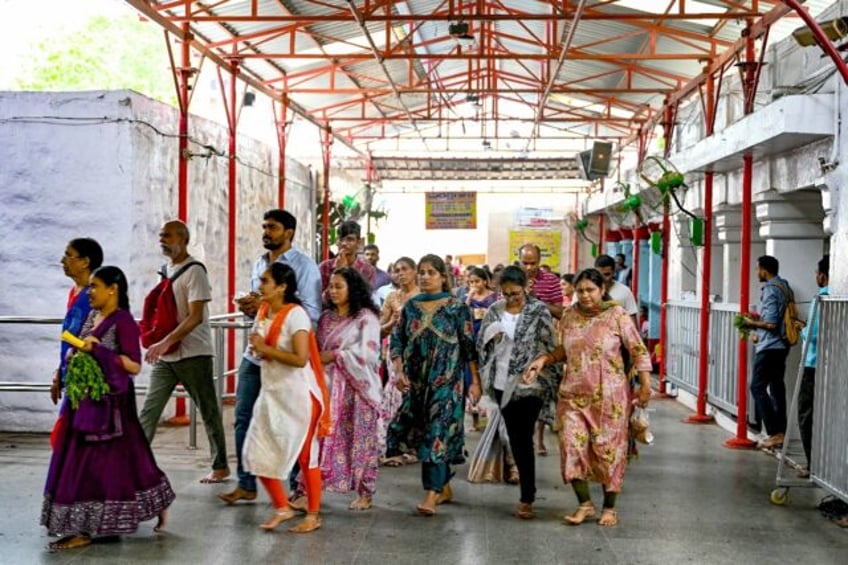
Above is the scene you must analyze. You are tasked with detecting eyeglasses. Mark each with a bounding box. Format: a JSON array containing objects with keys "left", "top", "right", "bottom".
[
  {"left": 62, "top": 253, "right": 81, "bottom": 261},
  {"left": 502, "top": 290, "right": 524, "bottom": 298}
]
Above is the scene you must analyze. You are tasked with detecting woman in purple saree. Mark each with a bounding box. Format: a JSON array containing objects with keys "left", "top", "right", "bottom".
[{"left": 42, "top": 266, "right": 175, "bottom": 551}]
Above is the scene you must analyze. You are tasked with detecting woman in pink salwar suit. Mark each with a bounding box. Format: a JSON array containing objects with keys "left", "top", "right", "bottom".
[{"left": 524, "top": 268, "right": 651, "bottom": 527}]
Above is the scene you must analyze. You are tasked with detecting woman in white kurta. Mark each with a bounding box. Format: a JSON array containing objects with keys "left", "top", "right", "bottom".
[{"left": 242, "top": 263, "right": 330, "bottom": 534}]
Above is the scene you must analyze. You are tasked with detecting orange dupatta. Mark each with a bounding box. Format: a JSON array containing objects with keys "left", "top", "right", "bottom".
[{"left": 257, "top": 302, "right": 332, "bottom": 438}]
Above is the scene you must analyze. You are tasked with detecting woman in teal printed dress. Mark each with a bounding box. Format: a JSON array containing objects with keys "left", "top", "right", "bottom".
[{"left": 387, "top": 254, "right": 482, "bottom": 516}]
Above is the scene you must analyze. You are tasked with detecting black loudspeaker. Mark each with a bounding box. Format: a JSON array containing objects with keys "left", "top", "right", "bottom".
[
  {"left": 589, "top": 141, "right": 612, "bottom": 176},
  {"left": 575, "top": 141, "right": 613, "bottom": 180}
]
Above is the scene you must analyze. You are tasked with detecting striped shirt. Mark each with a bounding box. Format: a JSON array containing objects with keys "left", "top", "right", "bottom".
[{"left": 530, "top": 269, "right": 563, "bottom": 306}]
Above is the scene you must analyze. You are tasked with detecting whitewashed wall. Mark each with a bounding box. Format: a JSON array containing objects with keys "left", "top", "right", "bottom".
[{"left": 0, "top": 90, "right": 315, "bottom": 431}]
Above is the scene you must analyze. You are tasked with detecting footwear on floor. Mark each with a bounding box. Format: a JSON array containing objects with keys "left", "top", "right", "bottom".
[
  {"left": 757, "top": 434, "right": 785, "bottom": 450},
  {"left": 218, "top": 487, "right": 257, "bottom": 505}
]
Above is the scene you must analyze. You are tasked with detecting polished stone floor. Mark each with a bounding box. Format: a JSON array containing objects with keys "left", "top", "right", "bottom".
[{"left": 2, "top": 398, "right": 847, "bottom": 564}]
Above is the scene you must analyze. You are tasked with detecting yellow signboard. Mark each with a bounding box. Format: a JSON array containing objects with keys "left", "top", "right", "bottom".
[
  {"left": 425, "top": 192, "right": 477, "bottom": 230},
  {"left": 509, "top": 230, "right": 561, "bottom": 272}
]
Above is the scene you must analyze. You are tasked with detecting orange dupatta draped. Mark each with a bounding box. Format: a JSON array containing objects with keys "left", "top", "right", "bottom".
[{"left": 258, "top": 302, "right": 332, "bottom": 438}]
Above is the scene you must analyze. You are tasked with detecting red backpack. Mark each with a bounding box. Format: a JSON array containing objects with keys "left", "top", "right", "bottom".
[{"left": 140, "top": 261, "right": 205, "bottom": 353}]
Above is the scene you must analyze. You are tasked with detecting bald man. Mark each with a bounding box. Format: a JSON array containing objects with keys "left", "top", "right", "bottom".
[{"left": 139, "top": 220, "right": 230, "bottom": 484}]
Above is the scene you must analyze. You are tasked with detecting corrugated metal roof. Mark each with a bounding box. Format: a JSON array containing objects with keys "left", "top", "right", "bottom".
[{"left": 129, "top": 0, "right": 842, "bottom": 168}]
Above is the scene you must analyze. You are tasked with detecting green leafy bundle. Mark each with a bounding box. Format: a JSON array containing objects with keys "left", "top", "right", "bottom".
[
  {"left": 733, "top": 312, "right": 760, "bottom": 340},
  {"left": 65, "top": 352, "right": 110, "bottom": 410}
]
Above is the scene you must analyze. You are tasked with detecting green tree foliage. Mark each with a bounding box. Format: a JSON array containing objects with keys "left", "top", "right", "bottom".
[{"left": 15, "top": 14, "right": 175, "bottom": 104}]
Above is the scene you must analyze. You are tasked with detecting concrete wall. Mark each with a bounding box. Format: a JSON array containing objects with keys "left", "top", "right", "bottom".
[{"left": 0, "top": 90, "right": 315, "bottom": 431}]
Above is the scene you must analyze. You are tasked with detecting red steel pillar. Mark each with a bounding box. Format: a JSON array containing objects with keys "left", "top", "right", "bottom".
[
  {"left": 632, "top": 225, "right": 650, "bottom": 301},
  {"left": 726, "top": 23, "right": 765, "bottom": 449},
  {"left": 688, "top": 68, "right": 719, "bottom": 425},
  {"left": 572, "top": 193, "right": 580, "bottom": 272},
  {"left": 597, "top": 214, "right": 606, "bottom": 256},
  {"left": 274, "top": 93, "right": 289, "bottom": 208},
  {"left": 321, "top": 125, "right": 332, "bottom": 261},
  {"left": 657, "top": 100, "right": 676, "bottom": 397},
  {"left": 165, "top": 24, "right": 197, "bottom": 424},
  {"left": 224, "top": 60, "right": 239, "bottom": 396}
]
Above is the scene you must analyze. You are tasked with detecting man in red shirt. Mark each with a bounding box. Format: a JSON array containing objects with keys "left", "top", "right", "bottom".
[{"left": 519, "top": 244, "right": 563, "bottom": 320}]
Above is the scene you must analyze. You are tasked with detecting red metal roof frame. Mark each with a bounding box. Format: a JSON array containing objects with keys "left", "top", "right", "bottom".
[{"left": 124, "top": 1, "right": 809, "bottom": 160}]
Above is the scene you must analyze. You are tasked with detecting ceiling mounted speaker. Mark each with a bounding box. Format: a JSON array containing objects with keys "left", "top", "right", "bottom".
[{"left": 589, "top": 141, "right": 613, "bottom": 176}]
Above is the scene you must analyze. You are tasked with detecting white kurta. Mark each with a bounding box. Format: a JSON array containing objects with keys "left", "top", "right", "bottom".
[{"left": 243, "top": 306, "right": 324, "bottom": 480}]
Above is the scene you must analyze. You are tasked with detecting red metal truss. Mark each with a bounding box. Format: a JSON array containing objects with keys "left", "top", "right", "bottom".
[{"left": 125, "top": 0, "right": 809, "bottom": 157}]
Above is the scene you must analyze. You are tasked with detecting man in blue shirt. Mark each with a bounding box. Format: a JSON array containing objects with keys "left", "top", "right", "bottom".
[
  {"left": 218, "top": 209, "right": 321, "bottom": 504},
  {"left": 798, "top": 255, "right": 828, "bottom": 475},
  {"left": 741, "top": 255, "right": 793, "bottom": 450}
]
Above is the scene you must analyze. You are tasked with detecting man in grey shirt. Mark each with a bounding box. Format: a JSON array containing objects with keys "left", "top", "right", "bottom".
[{"left": 218, "top": 209, "right": 321, "bottom": 504}]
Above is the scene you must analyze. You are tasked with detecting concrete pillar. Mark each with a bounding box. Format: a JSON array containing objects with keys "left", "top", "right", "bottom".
[
  {"left": 755, "top": 190, "right": 826, "bottom": 310},
  {"left": 715, "top": 207, "right": 764, "bottom": 304}
]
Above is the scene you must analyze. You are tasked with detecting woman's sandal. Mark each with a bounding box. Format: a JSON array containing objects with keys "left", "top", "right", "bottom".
[
  {"left": 349, "top": 496, "right": 373, "bottom": 511},
  {"left": 47, "top": 535, "right": 92, "bottom": 551},
  {"left": 288, "top": 513, "right": 322, "bottom": 533},
  {"left": 506, "top": 465, "right": 520, "bottom": 485},
  {"left": 259, "top": 508, "right": 299, "bottom": 531},
  {"left": 288, "top": 496, "right": 308, "bottom": 512},
  {"left": 563, "top": 502, "right": 597, "bottom": 525},
  {"left": 513, "top": 502, "right": 535, "bottom": 520},
  {"left": 382, "top": 456, "right": 404, "bottom": 467},
  {"left": 153, "top": 510, "right": 167, "bottom": 532},
  {"left": 598, "top": 508, "right": 618, "bottom": 527}
]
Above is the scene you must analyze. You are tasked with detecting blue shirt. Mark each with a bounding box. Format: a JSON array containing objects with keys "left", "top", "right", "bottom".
[
  {"left": 243, "top": 246, "right": 322, "bottom": 366},
  {"left": 802, "top": 286, "right": 828, "bottom": 368},
  {"left": 755, "top": 276, "right": 790, "bottom": 353}
]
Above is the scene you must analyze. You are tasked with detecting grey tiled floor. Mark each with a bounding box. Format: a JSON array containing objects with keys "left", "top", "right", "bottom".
[{"left": 2, "top": 399, "right": 847, "bottom": 564}]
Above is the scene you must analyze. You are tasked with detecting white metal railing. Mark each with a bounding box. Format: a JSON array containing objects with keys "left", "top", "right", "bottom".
[
  {"left": 0, "top": 313, "right": 252, "bottom": 450},
  {"left": 811, "top": 297, "right": 848, "bottom": 503},
  {"left": 665, "top": 301, "right": 700, "bottom": 394}
]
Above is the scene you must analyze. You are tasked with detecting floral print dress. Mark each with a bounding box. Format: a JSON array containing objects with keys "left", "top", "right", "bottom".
[
  {"left": 387, "top": 296, "right": 477, "bottom": 465},
  {"left": 557, "top": 304, "right": 651, "bottom": 492}
]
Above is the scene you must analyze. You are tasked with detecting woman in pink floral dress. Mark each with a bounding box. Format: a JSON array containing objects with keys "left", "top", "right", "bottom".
[
  {"left": 317, "top": 267, "right": 383, "bottom": 510},
  {"left": 523, "top": 268, "right": 651, "bottom": 527}
]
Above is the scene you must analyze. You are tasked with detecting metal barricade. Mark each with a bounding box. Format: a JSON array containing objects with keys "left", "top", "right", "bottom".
[
  {"left": 0, "top": 314, "right": 251, "bottom": 451},
  {"left": 707, "top": 302, "right": 744, "bottom": 414},
  {"left": 810, "top": 297, "right": 848, "bottom": 503},
  {"left": 665, "top": 301, "right": 700, "bottom": 394}
]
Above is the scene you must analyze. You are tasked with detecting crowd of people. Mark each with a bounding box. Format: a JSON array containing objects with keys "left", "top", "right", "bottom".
[{"left": 43, "top": 210, "right": 661, "bottom": 552}]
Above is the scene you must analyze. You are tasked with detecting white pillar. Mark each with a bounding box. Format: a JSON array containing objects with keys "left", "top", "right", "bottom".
[
  {"left": 715, "top": 206, "right": 764, "bottom": 304},
  {"left": 755, "top": 191, "right": 827, "bottom": 311}
]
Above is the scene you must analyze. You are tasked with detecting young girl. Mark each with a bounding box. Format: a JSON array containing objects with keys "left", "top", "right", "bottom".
[{"left": 242, "top": 263, "right": 330, "bottom": 533}]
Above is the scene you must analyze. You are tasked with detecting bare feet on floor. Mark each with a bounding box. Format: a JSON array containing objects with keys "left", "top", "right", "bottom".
[
  {"left": 435, "top": 483, "right": 453, "bottom": 505},
  {"left": 154, "top": 509, "right": 167, "bottom": 532},
  {"left": 416, "top": 490, "right": 439, "bottom": 516}
]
